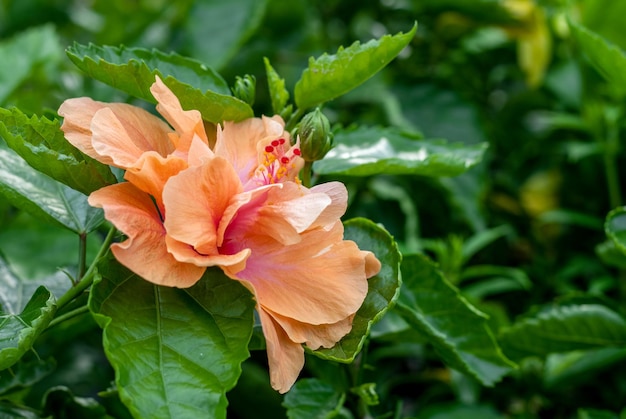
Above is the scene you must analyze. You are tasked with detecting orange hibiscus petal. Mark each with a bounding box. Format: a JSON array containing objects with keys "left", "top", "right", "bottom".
[
  {"left": 163, "top": 157, "right": 243, "bottom": 256},
  {"left": 257, "top": 308, "right": 305, "bottom": 394},
  {"left": 58, "top": 97, "right": 114, "bottom": 164},
  {"left": 309, "top": 181, "right": 349, "bottom": 229},
  {"left": 265, "top": 306, "right": 353, "bottom": 350},
  {"left": 90, "top": 106, "right": 174, "bottom": 169},
  {"left": 89, "top": 183, "right": 204, "bottom": 287},
  {"left": 124, "top": 152, "right": 188, "bottom": 213},
  {"left": 150, "top": 76, "right": 207, "bottom": 153},
  {"left": 224, "top": 222, "right": 369, "bottom": 325}
]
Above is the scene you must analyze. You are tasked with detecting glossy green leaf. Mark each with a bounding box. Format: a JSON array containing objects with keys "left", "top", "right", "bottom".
[
  {"left": 88, "top": 259, "right": 255, "bottom": 419},
  {"left": 0, "top": 358, "right": 56, "bottom": 395},
  {"left": 264, "top": 57, "right": 291, "bottom": 117},
  {"left": 0, "top": 107, "right": 116, "bottom": 195},
  {"left": 66, "top": 44, "right": 253, "bottom": 123},
  {"left": 312, "top": 218, "right": 401, "bottom": 362},
  {"left": 283, "top": 378, "right": 346, "bottom": 419},
  {"left": 605, "top": 206, "right": 626, "bottom": 256},
  {"left": 396, "top": 254, "right": 515, "bottom": 386},
  {"left": 0, "top": 141, "right": 104, "bottom": 234},
  {"left": 596, "top": 240, "right": 626, "bottom": 269},
  {"left": 313, "top": 126, "right": 488, "bottom": 177},
  {"left": 0, "top": 402, "right": 41, "bottom": 419},
  {"left": 42, "top": 386, "right": 108, "bottom": 419},
  {"left": 570, "top": 21, "right": 626, "bottom": 94},
  {"left": 185, "top": 0, "right": 269, "bottom": 70},
  {"left": 499, "top": 304, "right": 626, "bottom": 361},
  {"left": 294, "top": 24, "right": 416, "bottom": 109},
  {"left": 577, "top": 408, "right": 620, "bottom": 419},
  {"left": 0, "top": 272, "right": 56, "bottom": 370},
  {"left": 543, "top": 347, "right": 626, "bottom": 390},
  {"left": 0, "top": 24, "right": 62, "bottom": 104}
]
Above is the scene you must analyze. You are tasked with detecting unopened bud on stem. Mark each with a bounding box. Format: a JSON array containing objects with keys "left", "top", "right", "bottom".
[
  {"left": 293, "top": 108, "right": 333, "bottom": 162},
  {"left": 232, "top": 75, "right": 256, "bottom": 106}
]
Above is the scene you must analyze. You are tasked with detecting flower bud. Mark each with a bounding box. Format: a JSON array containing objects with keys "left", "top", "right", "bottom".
[
  {"left": 294, "top": 108, "right": 333, "bottom": 162},
  {"left": 232, "top": 75, "right": 256, "bottom": 106}
]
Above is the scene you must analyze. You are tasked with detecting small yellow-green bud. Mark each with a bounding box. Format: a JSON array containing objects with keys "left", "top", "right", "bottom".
[
  {"left": 232, "top": 75, "right": 256, "bottom": 106},
  {"left": 294, "top": 108, "right": 333, "bottom": 162}
]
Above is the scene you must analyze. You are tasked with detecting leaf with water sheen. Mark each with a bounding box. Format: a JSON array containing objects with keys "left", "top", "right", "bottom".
[
  {"left": 312, "top": 218, "right": 401, "bottom": 362},
  {"left": 396, "top": 254, "right": 516, "bottom": 386},
  {"left": 294, "top": 24, "right": 416, "bottom": 110},
  {"left": 499, "top": 304, "right": 626, "bottom": 361},
  {"left": 313, "top": 126, "right": 488, "bottom": 177},
  {"left": 0, "top": 141, "right": 104, "bottom": 234},
  {"left": 66, "top": 44, "right": 253, "bottom": 123},
  {"left": 569, "top": 21, "right": 626, "bottom": 94},
  {"left": 0, "top": 257, "right": 56, "bottom": 370},
  {"left": 0, "top": 107, "right": 116, "bottom": 195},
  {"left": 88, "top": 259, "right": 255, "bottom": 419},
  {"left": 283, "top": 378, "right": 346, "bottom": 419}
]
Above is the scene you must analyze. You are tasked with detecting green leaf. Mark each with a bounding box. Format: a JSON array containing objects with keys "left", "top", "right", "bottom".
[
  {"left": 42, "top": 386, "right": 108, "bottom": 419},
  {"left": 294, "top": 24, "right": 417, "bottom": 109},
  {"left": 0, "top": 283, "right": 56, "bottom": 370},
  {"left": 499, "top": 304, "right": 626, "bottom": 361},
  {"left": 283, "top": 378, "right": 346, "bottom": 419},
  {"left": 596, "top": 240, "right": 626, "bottom": 269},
  {"left": 569, "top": 21, "right": 626, "bottom": 94},
  {"left": 0, "top": 358, "right": 56, "bottom": 395},
  {"left": 88, "top": 259, "right": 255, "bottom": 419},
  {"left": 544, "top": 347, "right": 626, "bottom": 390},
  {"left": 66, "top": 44, "right": 253, "bottom": 123},
  {"left": 396, "top": 254, "right": 515, "bottom": 386},
  {"left": 264, "top": 57, "right": 291, "bottom": 117},
  {"left": 0, "top": 402, "right": 41, "bottom": 419},
  {"left": 311, "top": 218, "right": 401, "bottom": 362},
  {"left": 185, "top": 0, "right": 269, "bottom": 70},
  {"left": 0, "top": 24, "right": 62, "bottom": 104},
  {"left": 313, "top": 126, "right": 488, "bottom": 177},
  {"left": 605, "top": 206, "right": 626, "bottom": 256},
  {"left": 0, "top": 107, "right": 116, "bottom": 195},
  {"left": 0, "top": 141, "right": 104, "bottom": 234}
]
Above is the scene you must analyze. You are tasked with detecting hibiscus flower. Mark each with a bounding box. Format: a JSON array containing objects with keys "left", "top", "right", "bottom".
[{"left": 59, "top": 76, "right": 381, "bottom": 393}]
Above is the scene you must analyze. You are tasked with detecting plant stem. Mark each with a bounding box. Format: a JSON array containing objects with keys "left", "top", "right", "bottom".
[
  {"left": 47, "top": 305, "right": 90, "bottom": 329},
  {"left": 301, "top": 161, "right": 313, "bottom": 188},
  {"left": 56, "top": 226, "right": 116, "bottom": 311},
  {"left": 285, "top": 107, "right": 305, "bottom": 133},
  {"left": 77, "top": 232, "right": 87, "bottom": 281},
  {"left": 604, "top": 118, "right": 622, "bottom": 209}
]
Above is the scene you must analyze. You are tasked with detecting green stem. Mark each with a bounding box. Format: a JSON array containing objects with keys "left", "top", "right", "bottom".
[
  {"left": 604, "top": 119, "right": 622, "bottom": 209},
  {"left": 285, "top": 107, "right": 306, "bottom": 133},
  {"left": 301, "top": 161, "right": 313, "bottom": 188},
  {"left": 47, "top": 305, "right": 90, "bottom": 329},
  {"left": 77, "top": 232, "right": 87, "bottom": 281},
  {"left": 56, "top": 226, "right": 116, "bottom": 311}
]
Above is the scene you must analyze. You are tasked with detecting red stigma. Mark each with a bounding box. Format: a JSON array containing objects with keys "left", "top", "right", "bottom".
[
  {"left": 271, "top": 140, "right": 280, "bottom": 147},
  {"left": 280, "top": 156, "right": 290, "bottom": 164},
  {"left": 293, "top": 148, "right": 301, "bottom": 156},
  {"left": 265, "top": 145, "right": 274, "bottom": 153},
  {"left": 278, "top": 138, "right": 286, "bottom": 145}
]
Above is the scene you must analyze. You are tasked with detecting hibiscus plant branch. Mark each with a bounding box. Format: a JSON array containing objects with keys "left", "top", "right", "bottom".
[
  {"left": 285, "top": 107, "right": 306, "bottom": 133},
  {"left": 77, "top": 232, "right": 87, "bottom": 282},
  {"left": 56, "top": 225, "right": 117, "bottom": 311},
  {"left": 301, "top": 161, "right": 313, "bottom": 188},
  {"left": 47, "top": 305, "right": 90, "bottom": 329}
]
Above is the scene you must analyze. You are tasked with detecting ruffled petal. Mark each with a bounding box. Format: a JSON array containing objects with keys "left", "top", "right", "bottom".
[
  {"left": 89, "top": 183, "right": 204, "bottom": 287},
  {"left": 150, "top": 76, "right": 207, "bottom": 153},
  {"left": 309, "top": 182, "right": 349, "bottom": 229},
  {"left": 90, "top": 106, "right": 174, "bottom": 169},
  {"left": 224, "top": 222, "right": 370, "bottom": 325},
  {"left": 58, "top": 97, "right": 114, "bottom": 164},
  {"left": 214, "top": 119, "right": 269, "bottom": 184},
  {"left": 123, "top": 152, "right": 188, "bottom": 213},
  {"left": 257, "top": 307, "right": 305, "bottom": 394},
  {"left": 162, "top": 157, "right": 243, "bottom": 256},
  {"left": 265, "top": 306, "right": 353, "bottom": 350}
]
